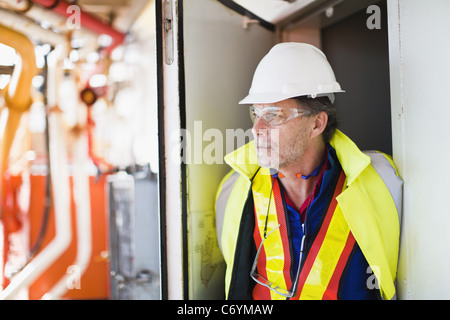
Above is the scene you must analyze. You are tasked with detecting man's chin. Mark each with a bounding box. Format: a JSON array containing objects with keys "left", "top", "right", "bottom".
[{"left": 257, "top": 156, "right": 279, "bottom": 170}]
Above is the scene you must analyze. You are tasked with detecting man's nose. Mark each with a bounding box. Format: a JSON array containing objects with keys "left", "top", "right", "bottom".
[{"left": 252, "top": 116, "right": 269, "bottom": 135}]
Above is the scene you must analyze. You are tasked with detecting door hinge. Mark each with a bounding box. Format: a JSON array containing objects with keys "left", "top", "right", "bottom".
[{"left": 163, "top": 0, "right": 174, "bottom": 65}]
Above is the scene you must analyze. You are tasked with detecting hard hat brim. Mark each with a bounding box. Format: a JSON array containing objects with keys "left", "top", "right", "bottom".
[
  {"left": 239, "top": 92, "right": 296, "bottom": 105},
  {"left": 239, "top": 90, "right": 345, "bottom": 105}
]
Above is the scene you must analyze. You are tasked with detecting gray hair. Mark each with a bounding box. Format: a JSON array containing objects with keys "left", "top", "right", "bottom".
[{"left": 294, "top": 96, "right": 339, "bottom": 143}]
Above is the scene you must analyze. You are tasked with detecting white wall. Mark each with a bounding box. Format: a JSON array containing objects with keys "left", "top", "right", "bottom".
[
  {"left": 388, "top": 0, "right": 450, "bottom": 299},
  {"left": 183, "top": 0, "right": 275, "bottom": 299}
]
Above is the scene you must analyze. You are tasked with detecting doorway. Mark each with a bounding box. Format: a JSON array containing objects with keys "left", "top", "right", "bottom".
[{"left": 321, "top": 0, "right": 392, "bottom": 154}]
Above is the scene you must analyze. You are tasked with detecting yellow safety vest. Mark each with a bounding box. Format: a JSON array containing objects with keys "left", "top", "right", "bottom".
[{"left": 216, "top": 130, "right": 401, "bottom": 300}]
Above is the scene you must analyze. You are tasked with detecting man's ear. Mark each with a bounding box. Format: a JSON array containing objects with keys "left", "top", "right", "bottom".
[{"left": 311, "top": 111, "right": 328, "bottom": 139}]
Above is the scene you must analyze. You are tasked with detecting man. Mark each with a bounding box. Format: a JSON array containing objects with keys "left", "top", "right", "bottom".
[{"left": 215, "top": 43, "right": 402, "bottom": 300}]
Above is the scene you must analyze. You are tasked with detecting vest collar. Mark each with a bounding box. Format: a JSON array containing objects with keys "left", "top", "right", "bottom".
[
  {"left": 329, "top": 130, "right": 371, "bottom": 186},
  {"left": 224, "top": 140, "right": 260, "bottom": 180},
  {"left": 224, "top": 130, "right": 371, "bottom": 186}
]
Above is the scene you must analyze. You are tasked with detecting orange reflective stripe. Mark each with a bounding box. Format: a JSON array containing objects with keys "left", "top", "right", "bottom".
[
  {"left": 252, "top": 207, "right": 271, "bottom": 300},
  {"left": 272, "top": 178, "right": 293, "bottom": 291},
  {"left": 322, "top": 232, "right": 356, "bottom": 300}
]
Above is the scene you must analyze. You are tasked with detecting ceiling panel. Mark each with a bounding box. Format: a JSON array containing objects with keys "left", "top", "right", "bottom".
[
  {"left": 77, "top": 0, "right": 150, "bottom": 32},
  {"left": 218, "top": 0, "right": 383, "bottom": 31},
  {"left": 233, "top": 0, "right": 317, "bottom": 24}
]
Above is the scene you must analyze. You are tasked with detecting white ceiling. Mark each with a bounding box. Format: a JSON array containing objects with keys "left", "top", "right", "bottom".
[
  {"left": 233, "top": 0, "right": 317, "bottom": 24},
  {"left": 76, "top": 0, "right": 150, "bottom": 32}
]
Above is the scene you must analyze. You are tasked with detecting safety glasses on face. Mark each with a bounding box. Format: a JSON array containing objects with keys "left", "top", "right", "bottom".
[{"left": 249, "top": 105, "right": 310, "bottom": 127}]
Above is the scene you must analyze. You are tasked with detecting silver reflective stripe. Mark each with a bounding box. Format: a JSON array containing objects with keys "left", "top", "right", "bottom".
[
  {"left": 215, "top": 171, "right": 240, "bottom": 252},
  {"left": 365, "top": 151, "right": 403, "bottom": 301},
  {"left": 364, "top": 151, "right": 403, "bottom": 226}
]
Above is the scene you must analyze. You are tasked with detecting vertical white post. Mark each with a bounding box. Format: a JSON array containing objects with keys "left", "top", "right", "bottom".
[
  {"left": 388, "top": 0, "right": 450, "bottom": 299},
  {"left": 162, "top": 0, "right": 185, "bottom": 300}
]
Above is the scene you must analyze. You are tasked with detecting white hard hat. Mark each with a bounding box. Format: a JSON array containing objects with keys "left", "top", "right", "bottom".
[{"left": 239, "top": 42, "right": 344, "bottom": 104}]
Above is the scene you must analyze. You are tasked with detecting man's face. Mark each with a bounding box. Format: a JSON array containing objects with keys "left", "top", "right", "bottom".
[{"left": 251, "top": 99, "right": 314, "bottom": 170}]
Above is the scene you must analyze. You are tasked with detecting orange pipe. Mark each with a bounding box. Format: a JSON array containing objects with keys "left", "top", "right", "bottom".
[
  {"left": 0, "top": 24, "right": 37, "bottom": 113},
  {"left": 0, "top": 24, "right": 38, "bottom": 206},
  {"left": 0, "top": 23, "right": 38, "bottom": 292}
]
